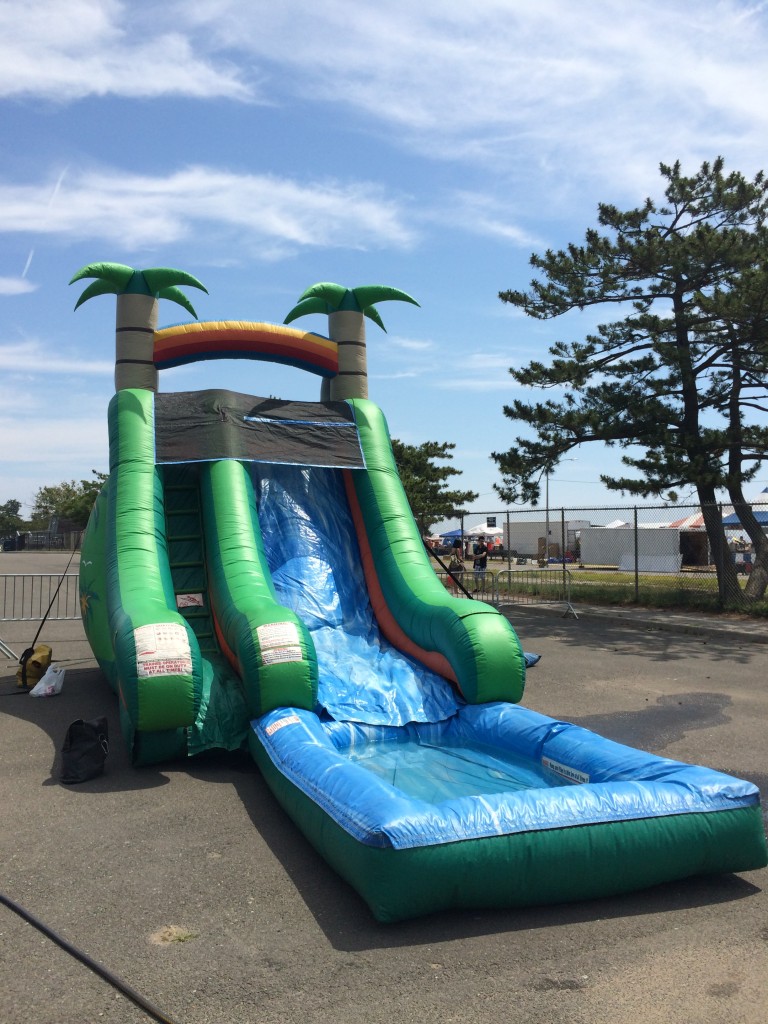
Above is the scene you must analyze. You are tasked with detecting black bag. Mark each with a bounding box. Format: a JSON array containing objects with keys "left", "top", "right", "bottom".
[{"left": 60, "top": 717, "right": 109, "bottom": 784}]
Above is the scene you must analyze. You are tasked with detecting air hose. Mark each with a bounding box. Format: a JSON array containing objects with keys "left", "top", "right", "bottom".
[
  {"left": 424, "top": 540, "right": 475, "bottom": 599},
  {"left": 0, "top": 891, "right": 181, "bottom": 1024}
]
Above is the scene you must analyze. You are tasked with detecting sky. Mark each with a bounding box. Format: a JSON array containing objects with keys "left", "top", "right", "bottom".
[{"left": 2, "top": 0, "right": 768, "bottom": 523}]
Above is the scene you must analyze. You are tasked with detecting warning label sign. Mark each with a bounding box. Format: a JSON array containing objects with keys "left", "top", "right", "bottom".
[
  {"left": 257, "top": 621, "right": 303, "bottom": 666},
  {"left": 261, "top": 645, "right": 303, "bottom": 665},
  {"left": 541, "top": 756, "right": 589, "bottom": 785},
  {"left": 134, "top": 622, "right": 193, "bottom": 679},
  {"left": 257, "top": 621, "right": 300, "bottom": 649}
]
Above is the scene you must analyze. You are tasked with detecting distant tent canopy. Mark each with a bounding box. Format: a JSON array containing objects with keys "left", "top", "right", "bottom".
[
  {"left": 439, "top": 524, "right": 503, "bottom": 538},
  {"left": 722, "top": 510, "right": 768, "bottom": 527},
  {"left": 667, "top": 495, "right": 768, "bottom": 530},
  {"left": 466, "top": 522, "right": 503, "bottom": 536},
  {"left": 668, "top": 508, "right": 735, "bottom": 529}
]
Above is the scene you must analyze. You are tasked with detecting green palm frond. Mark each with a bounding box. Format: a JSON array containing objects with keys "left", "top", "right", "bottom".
[
  {"left": 143, "top": 268, "right": 207, "bottom": 297},
  {"left": 352, "top": 285, "right": 419, "bottom": 310},
  {"left": 70, "top": 262, "right": 207, "bottom": 317},
  {"left": 285, "top": 281, "right": 419, "bottom": 331},
  {"left": 284, "top": 296, "right": 332, "bottom": 324},
  {"left": 363, "top": 305, "right": 386, "bottom": 331},
  {"left": 298, "top": 282, "right": 348, "bottom": 308},
  {"left": 70, "top": 262, "right": 135, "bottom": 289},
  {"left": 157, "top": 286, "right": 199, "bottom": 318},
  {"left": 72, "top": 278, "right": 126, "bottom": 311}
]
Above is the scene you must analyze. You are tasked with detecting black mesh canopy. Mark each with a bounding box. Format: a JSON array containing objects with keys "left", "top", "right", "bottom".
[{"left": 154, "top": 389, "right": 365, "bottom": 469}]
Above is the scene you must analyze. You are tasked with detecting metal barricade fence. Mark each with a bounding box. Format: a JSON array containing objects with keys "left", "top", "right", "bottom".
[
  {"left": 496, "top": 568, "right": 577, "bottom": 618},
  {"left": 435, "top": 570, "right": 497, "bottom": 604},
  {"left": 0, "top": 574, "right": 81, "bottom": 622}
]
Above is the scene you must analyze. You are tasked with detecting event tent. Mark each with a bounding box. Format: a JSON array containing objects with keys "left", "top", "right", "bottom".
[
  {"left": 722, "top": 509, "right": 768, "bottom": 526},
  {"left": 722, "top": 488, "right": 768, "bottom": 527},
  {"left": 467, "top": 522, "right": 503, "bottom": 536}
]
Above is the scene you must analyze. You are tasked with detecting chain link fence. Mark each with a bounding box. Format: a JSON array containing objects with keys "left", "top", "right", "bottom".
[
  {"left": 2, "top": 530, "right": 83, "bottom": 552},
  {"left": 425, "top": 501, "right": 768, "bottom": 613}
]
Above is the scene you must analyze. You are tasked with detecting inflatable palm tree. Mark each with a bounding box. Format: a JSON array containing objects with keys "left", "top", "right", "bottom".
[
  {"left": 70, "top": 262, "right": 207, "bottom": 391},
  {"left": 285, "top": 282, "right": 419, "bottom": 401}
]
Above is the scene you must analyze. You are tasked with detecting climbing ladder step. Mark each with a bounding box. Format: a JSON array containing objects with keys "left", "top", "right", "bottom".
[{"left": 161, "top": 463, "right": 220, "bottom": 657}]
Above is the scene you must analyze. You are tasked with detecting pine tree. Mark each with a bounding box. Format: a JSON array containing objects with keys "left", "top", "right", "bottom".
[
  {"left": 392, "top": 439, "right": 477, "bottom": 536},
  {"left": 494, "top": 158, "right": 768, "bottom": 604}
]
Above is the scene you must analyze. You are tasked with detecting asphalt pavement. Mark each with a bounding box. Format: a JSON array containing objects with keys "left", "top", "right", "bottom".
[{"left": 1, "top": 553, "right": 767, "bottom": 1023}]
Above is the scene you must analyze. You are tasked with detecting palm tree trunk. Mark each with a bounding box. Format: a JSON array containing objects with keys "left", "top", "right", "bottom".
[
  {"left": 115, "top": 293, "right": 159, "bottom": 391},
  {"left": 328, "top": 310, "right": 367, "bottom": 401}
]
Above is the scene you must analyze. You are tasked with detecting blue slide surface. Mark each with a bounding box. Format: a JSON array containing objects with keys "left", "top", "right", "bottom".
[{"left": 254, "top": 462, "right": 461, "bottom": 726}]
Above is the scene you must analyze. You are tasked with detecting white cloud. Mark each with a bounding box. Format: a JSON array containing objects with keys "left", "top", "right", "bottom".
[
  {"left": 438, "top": 376, "right": 520, "bottom": 393},
  {"left": 0, "top": 0, "right": 254, "bottom": 101},
  {"left": 0, "top": 277, "right": 37, "bottom": 296},
  {"left": 374, "top": 370, "right": 420, "bottom": 380},
  {"left": 186, "top": 0, "right": 768, "bottom": 191},
  {"left": 0, "top": 354, "right": 110, "bottom": 504},
  {"left": 0, "top": 415, "right": 105, "bottom": 457},
  {"left": 0, "top": 383, "right": 45, "bottom": 414},
  {"left": 0, "top": 340, "right": 113, "bottom": 376},
  {"left": 389, "top": 336, "right": 436, "bottom": 352},
  {"left": 0, "top": 414, "right": 108, "bottom": 507},
  {"left": 417, "top": 191, "right": 542, "bottom": 247},
  {"left": 462, "top": 352, "right": 516, "bottom": 371},
  {"left": 3, "top": 1, "right": 766, "bottom": 236},
  {"left": 0, "top": 382, "right": 111, "bottom": 507},
  {"left": 0, "top": 165, "right": 417, "bottom": 254},
  {"left": 433, "top": 350, "right": 523, "bottom": 391}
]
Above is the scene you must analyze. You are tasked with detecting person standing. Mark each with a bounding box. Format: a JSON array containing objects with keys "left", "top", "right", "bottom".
[{"left": 472, "top": 535, "right": 489, "bottom": 591}]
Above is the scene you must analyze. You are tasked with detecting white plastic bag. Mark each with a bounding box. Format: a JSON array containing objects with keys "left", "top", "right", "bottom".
[{"left": 29, "top": 663, "right": 66, "bottom": 697}]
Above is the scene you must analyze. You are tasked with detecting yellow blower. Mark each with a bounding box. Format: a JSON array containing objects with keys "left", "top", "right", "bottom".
[{"left": 16, "top": 644, "right": 52, "bottom": 688}]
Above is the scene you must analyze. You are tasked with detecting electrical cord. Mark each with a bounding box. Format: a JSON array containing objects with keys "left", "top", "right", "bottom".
[{"left": 0, "top": 891, "right": 182, "bottom": 1024}]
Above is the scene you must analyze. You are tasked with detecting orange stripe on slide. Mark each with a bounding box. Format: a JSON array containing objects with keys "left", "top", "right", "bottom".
[
  {"left": 342, "top": 470, "right": 460, "bottom": 689},
  {"left": 210, "top": 603, "right": 241, "bottom": 680}
]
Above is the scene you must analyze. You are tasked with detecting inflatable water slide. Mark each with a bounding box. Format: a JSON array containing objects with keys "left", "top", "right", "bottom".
[{"left": 74, "top": 265, "right": 767, "bottom": 922}]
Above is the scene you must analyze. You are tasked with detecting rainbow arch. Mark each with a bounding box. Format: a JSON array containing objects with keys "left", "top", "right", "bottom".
[{"left": 154, "top": 320, "right": 338, "bottom": 378}]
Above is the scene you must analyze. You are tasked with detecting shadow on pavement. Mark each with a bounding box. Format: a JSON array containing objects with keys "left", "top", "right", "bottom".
[
  {"left": 218, "top": 743, "right": 764, "bottom": 952},
  {"left": 2, "top": 648, "right": 762, "bottom": 955},
  {"left": 504, "top": 609, "right": 759, "bottom": 665},
  {"left": 0, "top": 665, "right": 170, "bottom": 792},
  {"left": 570, "top": 691, "right": 732, "bottom": 752},
  {"left": 226, "top": 760, "right": 762, "bottom": 951}
]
